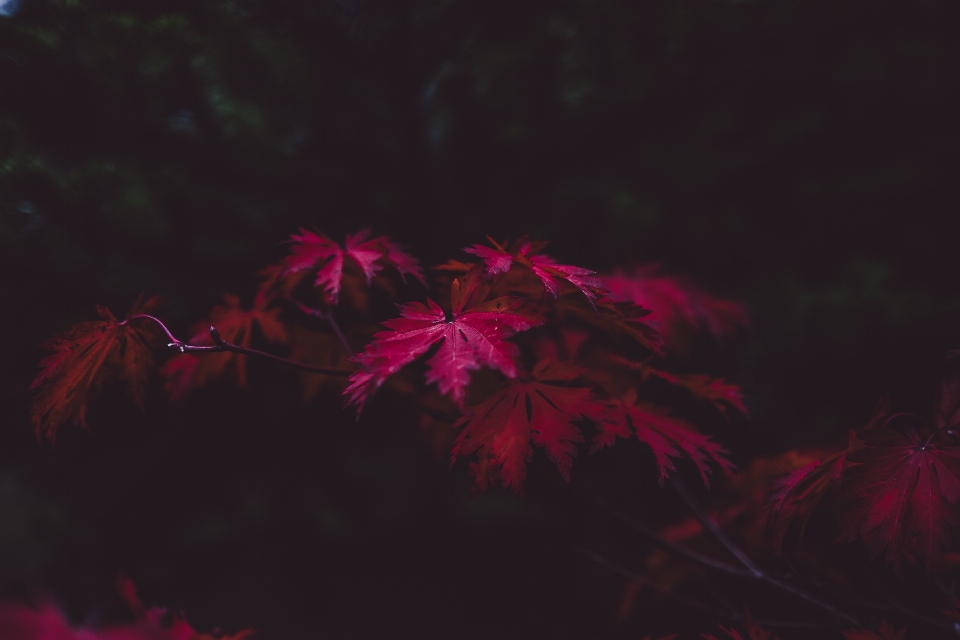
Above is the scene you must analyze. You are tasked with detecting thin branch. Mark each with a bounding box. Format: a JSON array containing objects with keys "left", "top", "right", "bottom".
[
  {"left": 874, "top": 583, "right": 960, "bottom": 636},
  {"left": 203, "top": 326, "right": 353, "bottom": 377},
  {"left": 581, "top": 548, "right": 832, "bottom": 631},
  {"left": 760, "top": 575, "right": 860, "bottom": 627},
  {"left": 564, "top": 479, "right": 862, "bottom": 627},
  {"left": 669, "top": 476, "right": 764, "bottom": 577},
  {"left": 564, "top": 482, "right": 755, "bottom": 579},
  {"left": 577, "top": 547, "right": 732, "bottom": 620},
  {"left": 128, "top": 314, "right": 354, "bottom": 377},
  {"left": 667, "top": 475, "right": 861, "bottom": 627},
  {"left": 123, "top": 314, "right": 179, "bottom": 343}
]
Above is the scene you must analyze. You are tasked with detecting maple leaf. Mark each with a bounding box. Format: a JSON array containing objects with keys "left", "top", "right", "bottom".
[
  {"left": 281, "top": 228, "right": 425, "bottom": 305},
  {"left": 0, "top": 578, "right": 255, "bottom": 640},
  {"left": 30, "top": 295, "right": 163, "bottom": 443},
  {"left": 588, "top": 390, "right": 734, "bottom": 487},
  {"left": 450, "top": 359, "right": 604, "bottom": 493},
  {"left": 287, "top": 326, "right": 358, "bottom": 401},
  {"left": 612, "top": 357, "right": 748, "bottom": 417},
  {"left": 344, "top": 269, "right": 542, "bottom": 411},
  {"left": 553, "top": 291, "right": 663, "bottom": 354},
  {"left": 600, "top": 266, "right": 747, "bottom": 350},
  {"left": 162, "top": 293, "right": 288, "bottom": 399},
  {"left": 935, "top": 370, "right": 960, "bottom": 430},
  {"left": 839, "top": 424, "right": 960, "bottom": 572},
  {"left": 464, "top": 236, "right": 604, "bottom": 303},
  {"left": 702, "top": 613, "right": 778, "bottom": 640},
  {"left": 767, "top": 430, "right": 861, "bottom": 551},
  {"left": 842, "top": 620, "right": 906, "bottom": 640}
]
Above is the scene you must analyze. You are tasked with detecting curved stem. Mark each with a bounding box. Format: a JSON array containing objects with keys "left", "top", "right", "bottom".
[
  {"left": 125, "top": 314, "right": 354, "bottom": 377},
  {"left": 122, "top": 314, "right": 180, "bottom": 343}
]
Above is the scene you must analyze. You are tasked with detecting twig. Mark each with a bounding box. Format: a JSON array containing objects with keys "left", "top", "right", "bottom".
[
  {"left": 669, "top": 476, "right": 764, "bottom": 577},
  {"left": 563, "top": 482, "right": 755, "bottom": 579},
  {"left": 874, "top": 583, "right": 960, "bottom": 636},
  {"left": 581, "top": 548, "right": 831, "bottom": 630},
  {"left": 124, "top": 314, "right": 179, "bottom": 343},
  {"left": 667, "top": 475, "right": 861, "bottom": 627},
  {"left": 564, "top": 479, "right": 862, "bottom": 627},
  {"left": 126, "top": 314, "right": 354, "bottom": 377},
  {"left": 578, "top": 547, "right": 732, "bottom": 619}
]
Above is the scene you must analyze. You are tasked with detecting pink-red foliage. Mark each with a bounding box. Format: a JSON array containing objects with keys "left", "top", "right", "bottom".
[
  {"left": 600, "top": 266, "right": 747, "bottom": 349},
  {"left": 842, "top": 620, "right": 907, "bottom": 640},
  {"left": 840, "top": 425, "right": 960, "bottom": 572},
  {"left": 281, "top": 228, "right": 424, "bottom": 305},
  {"left": 464, "top": 236, "right": 603, "bottom": 303},
  {"left": 0, "top": 578, "right": 254, "bottom": 640},
  {"left": 162, "top": 293, "right": 288, "bottom": 399},
  {"left": 30, "top": 295, "right": 163, "bottom": 442},
  {"left": 345, "top": 269, "right": 542, "bottom": 410},
  {"left": 589, "top": 389, "right": 735, "bottom": 487},
  {"left": 450, "top": 359, "right": 603, "bottom": 493}
]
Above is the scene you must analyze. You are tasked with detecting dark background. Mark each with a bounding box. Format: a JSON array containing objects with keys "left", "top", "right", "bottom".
[{"left": 1, "top": 1, "right": 959, "bottom": 638}]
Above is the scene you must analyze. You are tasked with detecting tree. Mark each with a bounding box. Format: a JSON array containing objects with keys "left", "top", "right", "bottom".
[{"left": 26, "top": 228, "right": 960, "bottom": 638}]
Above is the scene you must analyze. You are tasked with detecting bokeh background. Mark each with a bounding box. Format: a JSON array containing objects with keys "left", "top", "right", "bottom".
[{"left": 1, "top": 1, "right": 959, "bottom": 638}]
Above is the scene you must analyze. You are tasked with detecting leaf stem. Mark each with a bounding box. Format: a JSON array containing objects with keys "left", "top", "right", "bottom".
[
  {"left": 287, "top": 300, "right": 355, "bottom": 358},
  {"left": 123, "top": 314, "right": 179, "bottom": 343},
  {"left": 324, "top": 309, "right": 355, "bottom": 358}
]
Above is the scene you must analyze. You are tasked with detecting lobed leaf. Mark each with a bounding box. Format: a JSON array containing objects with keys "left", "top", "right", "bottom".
[
  {"left": 589, "top": 389, "right": 734, "bottom": 487},
  {"left": 839, "top": 425, "right": 960, "bottom": 572},
  {"left": 842, "top": 620, "right": 906, "bottom": 640},
  {"left": 345, "top": 269, "right": 541, "bottom": 411},
  {"left": 30, "top": 295, "right": 163, "bottom": 442},
  {"left": 451, "top": 359, "right": 603, "bottom": 493},
  {"left": 282, "top": 228, "right": 425, "bottom": 306}
]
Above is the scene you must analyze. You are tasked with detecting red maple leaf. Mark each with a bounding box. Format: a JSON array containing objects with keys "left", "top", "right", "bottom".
[
  {"left": 0, "top": 578, "right": 255, "bottom": 639},
  {"left": 612, "top": 357, "right": 748, "bottom": 417},
  {"left": 935, "top": 370, "right": 960, "bottom": 430},
  {"left": 702, "top": 612, "right": 778, "bottom": 640},
  {"left": 767, "top": 430, "right": 861, "bottom": 551},
  {"left": 345, "top": 270, "right": 542, "bottom": 411},
  {"left": 30, "top": 295, "right": 163, "bottom": 443},
  {"left": 281, "top": 228, "right": 425, "bottom": 305},
  {"left": 840, "top": 424, "right": 960, "bottom": 571},
  {"left": 451, "top": 359, "right": 604, "bottom": 493},
  {"left": 464, "top": 237, "right": 604, "bottom": 303},
  {"left": 162, "top": 293, "right": 288, "bottom": 399},
  {"left": 589, "top": 390, "right": 734, "bottom": 487},
  {"left": 600, "top": 266, "right": 747, "bottom": 348},
  {"left": 647, "top": 370, "right": 748, "bottom": 417},
  {"left": 842, "top": 620, "right": 906, "bottom": 640}
]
